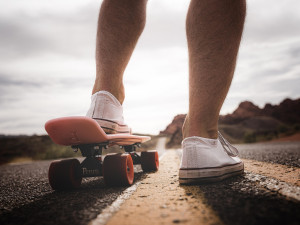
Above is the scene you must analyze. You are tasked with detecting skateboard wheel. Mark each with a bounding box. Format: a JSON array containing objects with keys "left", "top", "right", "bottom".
[
  {"left": 48, "top": 158, "right": 82, "bottom": 190},
  {"left": 141, "top": 150, "right": 159, "bottom": 172},
  {"left": 103, "top": 154, "right": 134, "bottom": 186}
]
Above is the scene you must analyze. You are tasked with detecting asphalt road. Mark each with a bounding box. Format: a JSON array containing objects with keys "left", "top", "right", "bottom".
[
  {"left": 0, "top": 140, "right": 299, "bottom": 225},
  {"left": 236, "top": 141, "right": 300, "bottom": 167}
]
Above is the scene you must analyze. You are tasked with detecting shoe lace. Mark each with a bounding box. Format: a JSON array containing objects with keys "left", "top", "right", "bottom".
[{"left": 218, "top": 131, "right": 239, "bottom": 157}]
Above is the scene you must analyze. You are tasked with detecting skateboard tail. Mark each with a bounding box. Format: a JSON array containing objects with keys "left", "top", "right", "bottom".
[{"left": 45, "top": 116, "right": 108, "bottom": 146}]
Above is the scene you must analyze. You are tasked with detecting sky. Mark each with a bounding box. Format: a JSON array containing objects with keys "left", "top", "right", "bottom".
[{"left": 0, "top": 0, "right": 299, "bottom": 135}]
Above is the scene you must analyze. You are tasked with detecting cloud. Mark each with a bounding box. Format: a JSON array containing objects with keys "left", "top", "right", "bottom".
[
  {"left": 0, "top": 0, "right": 300, "bottom": 134},
  {"left": 226, "top": 38, "right": 300, "bottom": 111},
  {"left": 0, "top": 75, "right": 43, "bottom": 88},
  {"left": 244, "top": 0, "right": 300, "bottom": 43},
  {"left": 0, "top": 3, "right": 98, "bottom": 61}
]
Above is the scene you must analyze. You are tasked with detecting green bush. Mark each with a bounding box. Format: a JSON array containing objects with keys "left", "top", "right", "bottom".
[
  {"left": 293, "top": 124, "right": 300, "bottom": 132},
  {"left": 243, "top": 132, "right": 256, "bottom": 143},
  {"left": 278, "top": 125, "right": 289, "bottom": 133}
]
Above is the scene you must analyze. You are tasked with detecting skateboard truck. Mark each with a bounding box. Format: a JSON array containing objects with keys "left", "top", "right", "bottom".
[
  {"left": 70, "top": 142, "right": 143, "bottom": 178},
  {"left": 121, "top": 143, "right": 142, "bottom": 164},
  {"left": 123, "top": 143, "right": 141, "bottom": 152},
  {"left": 71, "top": 143, "right": 108, "bottom": 178},
  {"left": 71, "top": 142, "right": 141, "bottom": 155},
  {"left": 71, "top": 142, "right": 109, "bottom": 157}
]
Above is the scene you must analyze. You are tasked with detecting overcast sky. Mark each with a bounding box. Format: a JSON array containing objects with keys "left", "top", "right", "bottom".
[{"left": 0, "top": 0, "right": 299, "bottom": 135}]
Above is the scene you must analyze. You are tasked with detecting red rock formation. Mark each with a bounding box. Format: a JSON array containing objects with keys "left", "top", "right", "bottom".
[
  {"left": 262, "top": 98, "right": 300, "bottom": 124},
  {"left": 161, "top": 98, "right": 300, "bottom": 147},
  {"left": 160, "top": 114, "right": 186, "bottom": 135},
  {"left": 219, "top": 101, "right": 262, "bottom": 124},
  {"left": 219, "top": 98, "right": 300, "bottom": 125}
]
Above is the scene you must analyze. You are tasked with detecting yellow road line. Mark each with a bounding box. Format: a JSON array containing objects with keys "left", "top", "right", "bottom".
[
  {"left": 243, "top": 159, "right": 300, "bottom": 186},
  {"left": 105, "top": 150, "right": 223, "bottom": 225}
]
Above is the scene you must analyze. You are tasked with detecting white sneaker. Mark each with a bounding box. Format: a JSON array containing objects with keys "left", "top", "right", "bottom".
[
  {"left": 179, "top": 132, "right": 244, "bottom": 184},
  {"left": 86, "top": 91, "right": 131, "bottom": 134}
]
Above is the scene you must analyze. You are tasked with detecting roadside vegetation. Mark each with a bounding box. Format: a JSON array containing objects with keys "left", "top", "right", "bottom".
[
  {"left": 0, "top": 134, "right": 160, "bottom": 165},
  {"left": 242, "top": 124, "right": 300, "bottom": 143},
  {"left": 0, "top": 135, "right": 81, "bottom": 165}
]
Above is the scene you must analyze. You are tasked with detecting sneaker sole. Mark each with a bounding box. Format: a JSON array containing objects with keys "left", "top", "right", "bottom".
[
  {"left": 179, "top": 162, "right": 244, "bottom": 184},
  {"left": 93, "top": 118, "right": 131, "bottom": 134}
]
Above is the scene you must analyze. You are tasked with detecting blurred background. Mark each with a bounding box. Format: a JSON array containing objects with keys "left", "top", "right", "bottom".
[{"left": 0, "top": 0, "right": 299, "bottom": 135}]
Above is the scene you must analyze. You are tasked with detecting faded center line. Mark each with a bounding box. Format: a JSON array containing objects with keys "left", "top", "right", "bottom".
[
  {"left": 242, "top": 158, "right": 300, "bottom": 201},
  {"left": 89, "top": 137, "right": 167, "bottom": 225},
  {"left": 102, "top": 150, "right": 223, "bottom": 225}
]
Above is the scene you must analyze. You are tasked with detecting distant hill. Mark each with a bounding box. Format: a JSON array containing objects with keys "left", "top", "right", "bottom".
[
  {"left": 219, "top": 98, "right": 300, "bottom": 125},
  {"left": 161, "top": 98, "right": 300, "bottom": 148}
]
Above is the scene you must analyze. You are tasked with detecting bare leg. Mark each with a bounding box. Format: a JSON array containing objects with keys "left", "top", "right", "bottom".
[
  {"left": 92, "top": 0, "right": 147, "bottom": 104},
  {"left": 183, "top": 0, "right": 246, "bottom": 139}
]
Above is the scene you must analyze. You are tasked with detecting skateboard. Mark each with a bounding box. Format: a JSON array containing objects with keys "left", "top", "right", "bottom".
[{"left": 45, "top": 116, "right": 159, "bottom": 190}]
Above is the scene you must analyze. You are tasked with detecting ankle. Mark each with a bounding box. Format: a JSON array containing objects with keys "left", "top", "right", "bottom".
[
  {"left": 182, "top": 116, "right": 218, "bottom": 139},
  {"left": 107, "top": 90, "right": 125, "bottom": 105},
  {"left": 92, "top": 84, "right": 125, "bottom": 105}
]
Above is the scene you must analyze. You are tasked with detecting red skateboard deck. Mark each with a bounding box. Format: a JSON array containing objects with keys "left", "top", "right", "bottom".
[{"left": 45, "top": 116, "right": 150, "bottom": 146}]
